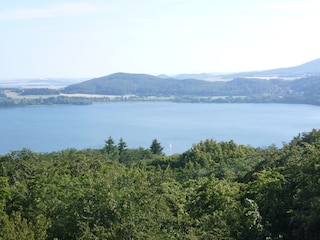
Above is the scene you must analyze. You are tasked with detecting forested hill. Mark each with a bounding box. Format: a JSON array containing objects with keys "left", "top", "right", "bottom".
[
  {"left": 62, "top": 72, "right": 219, "bottom": 96},
  {"left": 62, "top": 73, "right": 320, "bottom": 104}
]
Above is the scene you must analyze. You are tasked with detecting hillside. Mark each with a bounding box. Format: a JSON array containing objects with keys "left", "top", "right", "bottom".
[
  {"left": 61, "top": 72, "right": 320, "bottom": 104},
  {"left": 63, "top": 72, "right": 282, "bottom": 96},
  {"left": 63, "top": 72, "right": 222, "bottom": 96}
]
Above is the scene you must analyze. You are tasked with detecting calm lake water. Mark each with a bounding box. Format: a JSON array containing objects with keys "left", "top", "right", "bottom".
[{"left": 1, "top": 102, "right": 320, "bottom": 155}]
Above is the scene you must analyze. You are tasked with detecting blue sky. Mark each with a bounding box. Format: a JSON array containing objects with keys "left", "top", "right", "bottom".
[{"left": 1, "top": 0, "right": 320, "bottom": 79}]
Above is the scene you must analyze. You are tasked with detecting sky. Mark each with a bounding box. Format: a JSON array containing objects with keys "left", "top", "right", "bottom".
[{"left": 1, "top": 0, "right": 320, "bottom": 79}]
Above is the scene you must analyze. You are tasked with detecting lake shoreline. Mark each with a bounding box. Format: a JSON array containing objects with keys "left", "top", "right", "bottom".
[{"left": 1, "top": 94, "right": 320, "bottom": 108}]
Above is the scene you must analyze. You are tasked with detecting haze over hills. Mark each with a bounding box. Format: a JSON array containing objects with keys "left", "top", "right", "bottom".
[
  {"left": 0, "top": 59, "right": 320, "bottom": 106},
  {"left": 1, "top": 58, "right": 320, "bottom": 106},
  {"left": 1, "top": 58, "right": 320, "bottom": 88},
  {"left": 61, "top": 58, "right": 320, "bottom": 96},
  {"left": 173, "top": 58, "right": 320, "bottom": 80},
  {"left": 227, "top": 58, "right": 320, "bottom": 78},
  {"left": 260, "top": 58, "right": 320, "bottom": 75},
  {"left": 0, "top": 78, "right": 88, "bottom": 88},
  {"left": 57, "top": 58, "right": 320, "bottom": 105}
]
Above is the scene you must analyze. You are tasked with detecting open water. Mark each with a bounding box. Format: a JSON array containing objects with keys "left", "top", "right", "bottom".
[{"left": 1, "top": 102, "right": 320, "bottom": 155}]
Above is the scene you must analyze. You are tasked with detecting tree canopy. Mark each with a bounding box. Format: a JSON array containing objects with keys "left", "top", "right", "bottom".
[{"left": 1, "top": 130, "right": 320, "bottom": 239}]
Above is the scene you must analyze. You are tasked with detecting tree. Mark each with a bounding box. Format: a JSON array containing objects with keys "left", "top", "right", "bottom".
[
  {"left": 104, "top": 136, "right": 116, "bottom": 155},
  {"left": 118, "top": 138, "right": 127, "bottom": 155},
  {"left": 150, "top": 139, "right": 164, "bottom": 155},
  {"left": 103, "top": 137, "right": 120, "bottom": 160}
]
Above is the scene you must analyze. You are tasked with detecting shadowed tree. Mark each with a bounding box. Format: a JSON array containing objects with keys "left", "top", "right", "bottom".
[
  {"left": 118, "top": 138, "right": 127, "bottom": 155},
  {"left": 104, "top": 136, "right": 115, "bottom": 154},
  {"left": 150, "top": 139, "right": 164, "bottom": 155}
]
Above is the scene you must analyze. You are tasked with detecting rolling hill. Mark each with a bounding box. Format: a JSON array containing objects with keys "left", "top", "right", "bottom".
[
  {"left": 62, "top": 72, "right": 223, "bottom": 96},
  {"left": 62, "top": 72, "right": 320, "bottom": 105}
]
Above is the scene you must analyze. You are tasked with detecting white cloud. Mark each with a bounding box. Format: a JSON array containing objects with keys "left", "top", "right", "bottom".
[{"left": 0, "top": 2, "right": 100, "bottom": 20}]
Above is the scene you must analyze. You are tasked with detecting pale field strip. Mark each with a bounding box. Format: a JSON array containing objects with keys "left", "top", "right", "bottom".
[
  {"left": 4, "top": 90, "right": 133, "bottom": 100},
  {"left": 4, "top": 91, "right": 55, "bottom": 99},
  {"left": 60, "top": 93, "right": 134, "bottom": 99}
]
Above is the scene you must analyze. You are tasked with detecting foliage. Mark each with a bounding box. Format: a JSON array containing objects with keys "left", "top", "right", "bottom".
[{"left": 1, "top": 130, "right": 320, "bottom": 239}]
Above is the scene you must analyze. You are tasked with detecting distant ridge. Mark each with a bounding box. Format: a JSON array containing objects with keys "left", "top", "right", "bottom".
[
  {"left": 224, "top": 58, "right": 320, "bottom": 78},
  {"left": 170, "top": 58, "right": 320, "bottom": 80},
  {"left": 261, "top": 58, "right": 320, "bottom": 75},
  {"left": 174, "top": 73, "right": 218, "bottom": 80}
]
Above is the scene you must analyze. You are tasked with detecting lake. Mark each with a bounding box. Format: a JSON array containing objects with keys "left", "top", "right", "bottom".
[{"left": 1, "top": 102, "right": 320, "bottom": 155}]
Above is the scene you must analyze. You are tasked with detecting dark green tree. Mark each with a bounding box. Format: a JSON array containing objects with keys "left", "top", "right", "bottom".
[
  {"left": 150, "top": 139, "right": 164, "bottom": 155},
  {"left": 104, "top": 136, "right": 116, "bottom": 155},
  {"left": 118, "top": 138, "right": 127, "bottom": 155}
]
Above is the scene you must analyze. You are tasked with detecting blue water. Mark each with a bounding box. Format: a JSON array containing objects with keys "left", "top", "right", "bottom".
[{"left": 1, "top": 102, "right": 320, "bottom": 155}]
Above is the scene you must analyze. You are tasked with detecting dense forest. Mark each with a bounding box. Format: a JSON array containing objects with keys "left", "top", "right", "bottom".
[{"left": 1, "top": 129, "right": 320, "bottom": 239}]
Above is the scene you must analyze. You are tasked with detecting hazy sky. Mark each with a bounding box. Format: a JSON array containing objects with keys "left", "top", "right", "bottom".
[{"left": 1, "top": 0, "right": 320, "bottom": 79}]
